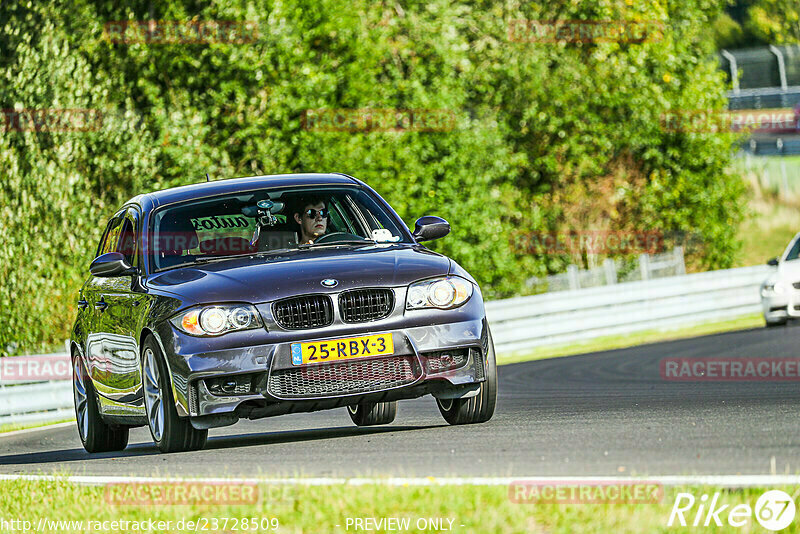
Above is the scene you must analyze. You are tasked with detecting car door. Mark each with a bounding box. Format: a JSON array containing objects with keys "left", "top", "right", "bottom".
[
  {"left": 89, "top": 208, "right": 142, "bottom": 402},
  {"left": 84, "top": 212, "right": 123, "bottom": 390}
]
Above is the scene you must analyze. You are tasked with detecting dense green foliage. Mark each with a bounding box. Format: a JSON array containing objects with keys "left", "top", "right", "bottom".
[
  {"left": 0, "top": 0, "right": 745, "bottom": 355},
  {"left": 715, "top": 0, "right": 800, "bottom": 47}
]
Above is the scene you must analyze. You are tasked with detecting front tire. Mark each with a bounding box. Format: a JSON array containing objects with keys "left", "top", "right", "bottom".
[
  {"left": 436, "top": 328, "right": 498, "bottom": 425},
  {"left": 72, "top": 353, "right": 129, "bottom": 453},
  {"left": 142, "top": 336, "right": 207, "bottom": 453},
  {"left": 347, "top": 401, "right": 397, "bottom": 426}
]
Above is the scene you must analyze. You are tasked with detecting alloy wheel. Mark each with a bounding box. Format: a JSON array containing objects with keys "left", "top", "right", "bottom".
[
  {"left": 73, "top": 358, "right": 89, "bottom": 440},
  {"left": 143, "top": 347, "right": 165, "bottom": 441}
]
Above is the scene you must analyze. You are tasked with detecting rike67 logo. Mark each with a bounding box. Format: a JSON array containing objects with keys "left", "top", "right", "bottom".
[{"left": 668, "top": 490, "right": 796, "bottom": 531}]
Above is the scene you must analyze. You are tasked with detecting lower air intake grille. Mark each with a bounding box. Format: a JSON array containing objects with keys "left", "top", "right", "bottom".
[
  {"left": 339, "top": 289, "right": 394, "bottom": 323},
  {"left": 268, "top": 356, "right": 420, "bottom": 398},
  {"left": 793, "top": 281, "right": 800, "bottom": 289},
  {"left": 273, "top": 295, "right": 333, "bottom": 330},
  {"left": 423, "top": 349, "right": 469, "bottom": 374},
  {"left": 188, "top": 382, "right": 199, "bottom": 415},
  {"left": 472, "top": 348, "right": 485, "bottom": 381}
]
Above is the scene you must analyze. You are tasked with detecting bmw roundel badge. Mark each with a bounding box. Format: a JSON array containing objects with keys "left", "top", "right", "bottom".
[{"left": 321, "top": 279, "right": 338, "bottom": 288}]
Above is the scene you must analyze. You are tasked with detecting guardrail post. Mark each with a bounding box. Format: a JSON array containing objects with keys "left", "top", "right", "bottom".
[
  {"left": 640, "top": 253, "right": 650, "bottom": 280},
  {"left": 720, "top": 50, "right": 740, "bottom": 94},
  {"left": 567, "top": 265, "right": 579, "bottom": 290},
  {"left": 603, "top": 258, "right": 617, "bottom": 285},
  {"left": 674, "top": 246, "right": 686, "bottom": 275},
  {"left": 769, "top": 45, "right": 788, "bottom": 91}
]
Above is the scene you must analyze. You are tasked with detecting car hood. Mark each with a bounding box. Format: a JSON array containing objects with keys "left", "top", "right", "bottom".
[{"left": 147, "top": 244, "right": 451, "bottom": 304}]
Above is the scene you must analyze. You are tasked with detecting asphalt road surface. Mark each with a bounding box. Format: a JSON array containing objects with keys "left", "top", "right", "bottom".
[{"left": 2, "top": 326, "right": 800, "bottom": 478}]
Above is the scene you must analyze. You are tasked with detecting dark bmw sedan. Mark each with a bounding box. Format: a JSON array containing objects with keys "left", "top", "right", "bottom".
[{"left": 71, "top": 173, "right": 497, "bottom": 453}]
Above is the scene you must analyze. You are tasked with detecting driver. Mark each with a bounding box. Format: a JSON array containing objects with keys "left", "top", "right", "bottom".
[{"left": 293, "top": 196, "right": 328, "bottom": 244}]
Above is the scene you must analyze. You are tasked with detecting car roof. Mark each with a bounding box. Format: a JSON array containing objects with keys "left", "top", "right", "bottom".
[{"left": 127, "top": 173, "right": 360, "bottom": 210}]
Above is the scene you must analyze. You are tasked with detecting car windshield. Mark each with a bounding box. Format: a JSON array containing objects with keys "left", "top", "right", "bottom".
[
  {"left": 784, "top": 235, "right": 800, "bottom": 262},
  {"left": 149, "top": 186, "right": 410, "bottom": 271}
]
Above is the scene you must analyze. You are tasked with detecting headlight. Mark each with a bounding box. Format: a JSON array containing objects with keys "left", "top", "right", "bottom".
[
  {"left": 761, "top": 278, "right": 786, "bottom": 296},
  {"left": 170, "top": 304, "right": 262, "bottom": 336},
  {"left": 406, "top": 276, "right": 473, "bottom": 310},
  {"left": 761, "top": 278, "right": 787, "bottom": 297}
]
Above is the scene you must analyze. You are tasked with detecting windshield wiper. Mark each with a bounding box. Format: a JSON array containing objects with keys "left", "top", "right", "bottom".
[{"left": 160, "top": 251, "right": 288, "bottom": 271}]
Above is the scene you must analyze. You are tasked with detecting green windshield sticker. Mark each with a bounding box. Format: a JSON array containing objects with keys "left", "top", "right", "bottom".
[{"left": 191, "top": 216, "right": 251, "bottom": 230}]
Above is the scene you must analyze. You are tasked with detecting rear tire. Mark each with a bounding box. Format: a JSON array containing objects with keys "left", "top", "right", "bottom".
[
  {"left": 436, "top": 328, "right": 497, "bottom": 425},
  {"left": 142, "top": 336, "right": 207, "bottom": 453},
  {"left": 72, "top": 353, "right": 129, "bottom": 453},
  {"left": 347, "top": 401, "right": 397, "bottom": 426},
  {"left": 766, "top": 318, "right": 787, "bottom": 327}
]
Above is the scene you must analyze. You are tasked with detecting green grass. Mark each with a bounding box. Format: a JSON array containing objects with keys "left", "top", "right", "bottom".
[
  {"left": 742, "top": 154, "right": 800, "bottom": 197},
  {"left": 735, "top": 155, "right": 800, "bottom": 268},
  {"left": 0, "top": 418, "right": 74, "bottom": 434},
  {"left": 735, "top": 198, "right": 800, "bottom": 268},
  {"left": 496, "top": 313, "right": 765, "bottom": 365},
  {"left": 0, "top": 479, "right": 798, "bottom": 533}
]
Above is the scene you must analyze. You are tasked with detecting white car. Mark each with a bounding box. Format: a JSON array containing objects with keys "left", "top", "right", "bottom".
[{"left": 761, "top": 232, "right": 800, "bottom": 326}]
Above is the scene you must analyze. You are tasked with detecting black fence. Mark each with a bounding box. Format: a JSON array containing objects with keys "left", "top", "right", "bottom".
[
  {"left": 719, "top": 45, "right": 800, "bottom": 91},
  {"left": 727, "top": 87, "right": 800, "bottom": 110},
  {"left": 740, "top": 135, "right": 800, "bottom": 156}
]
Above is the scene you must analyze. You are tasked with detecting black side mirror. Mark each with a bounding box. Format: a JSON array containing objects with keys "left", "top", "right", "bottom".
[
  {"left": 767, "top": 257, "right": 779, "bottom": 266},
  {"left": 90, "top": 252, "right": 137, "bottom": 277},
  {"left": 413, "top": 216, "right": 450, "bottom": 242}
]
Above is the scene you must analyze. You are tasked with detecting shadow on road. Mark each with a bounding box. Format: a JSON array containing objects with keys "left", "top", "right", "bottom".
[
  {"left": 0, "top": 424, "right": 443, "bottom": 466},
  {"left": 204, "top": 423, "right": 445, "bottom": 451}
]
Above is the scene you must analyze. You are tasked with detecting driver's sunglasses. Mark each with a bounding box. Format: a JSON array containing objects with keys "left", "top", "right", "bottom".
[{"left": 304, "top": 208, "right": 329, "bottom": 219}]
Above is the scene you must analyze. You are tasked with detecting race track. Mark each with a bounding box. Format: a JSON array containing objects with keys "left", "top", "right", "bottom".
[{"left": 2, "top": 326, "right": 800, "bottom": 478}]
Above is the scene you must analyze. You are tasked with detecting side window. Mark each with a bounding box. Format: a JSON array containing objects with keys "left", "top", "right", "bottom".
[
  {"left": 327, "top": 197, "right": 357, "bottom": 234},
  {"left": 98, "top": 213, "right": 124, "bottom": 256},
  {"left": 117, "top": 209, "right": 139, "bottom": 267},
  {"left": 343, "top": 194, "right": 376, "bottom": 235},
  {"left": 785, "top": 237, "right": 800, "bottom": 262}
]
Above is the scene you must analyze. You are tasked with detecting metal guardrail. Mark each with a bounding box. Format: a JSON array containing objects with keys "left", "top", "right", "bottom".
[
  {"left": 0, "top": 265, "right": 774, "bottom": 427},
  {"left": 529, "top": 247, "right": 686, "bottom": 292},
  {"left": 486, "top": 264, "right": 772, "bottom": 354},
  {"left": 0, "top": 381, "right": 73, "bottom": 426}
]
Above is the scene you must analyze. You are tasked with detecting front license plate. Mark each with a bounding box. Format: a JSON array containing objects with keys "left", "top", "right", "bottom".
[{"left": 291, "top": 333, "right": 394, "bottom": 366}]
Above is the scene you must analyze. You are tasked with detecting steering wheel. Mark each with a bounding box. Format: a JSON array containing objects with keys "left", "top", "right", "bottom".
[{"left": 313, "top": 232, "right": 366, "bottom": 244}]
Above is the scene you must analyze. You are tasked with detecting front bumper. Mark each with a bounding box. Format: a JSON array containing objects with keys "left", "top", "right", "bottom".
[
  {"left": 155, "top": 313, "right": 489, "bottom": 425},
  {"left": 762, "top": 291, "right": 789, "bottom": 322},
  {"left": 760, "top": 287, "right": 800, "bottom": 322}
]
